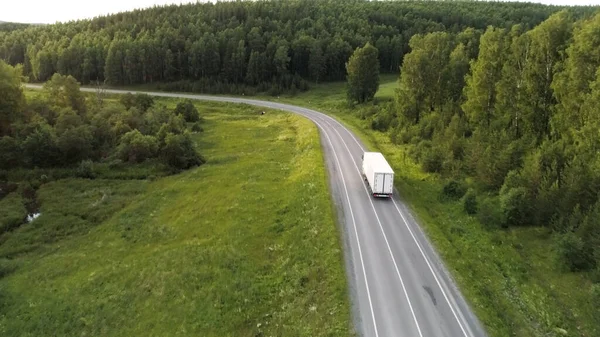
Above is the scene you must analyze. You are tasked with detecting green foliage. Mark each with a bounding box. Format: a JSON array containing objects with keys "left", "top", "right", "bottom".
[
  {"left": 442, "top": 180, "right": 467, "bottom": 200},
  {"left": 2, "top": 0, "right": 590, "bottom": 93},
  {"left": 76, "top": 160, "right": 96, "bottom": 179},
  {"left": 261, "top": 62, "right": 600, "bottom": 337},
  {"left": 57, "top": 125, "right": 94, "bottom": 164},
  {"left": 119, "top": 93, "right": 155, "bottom": 112},
  {"left": 463, "top": 189, "right": 479, "bottom": 215},
  {"left": 478, "top": 196, "right": 506, "bottom": 229},
  {"left": 396, "top": 32, "right": 456, "bottom": 125},
  {"left": 42, "top": 73, "right": 86, "bottom": 114},
  {"left": 500, "top": 187, "right": 530, "bottom": 226},
  {"left": 160, "top": 132, "right": 204, "bottom": 170},
  {"left": 0, "top": 106, "right": 351, "bottom": 337},
  {"left": 173, "top": 99, "right": 200, "bottom": 122},
  {"left": 421, "top": 145, "right": 445, "bottom": 173},
  {"left": 463, "top": 26, "right": 507, "bottom": 130},
  {"left": 22, "top": 123, "right": 61, "bottom": 168},
  {"left": 0, "top": 60, "right": 25, "bottom": 137},
  {"left": 191, "top": 122, "right": 203, "bottom": 133},
  {"left": 0, "top": 136, "right": 21, "bottom": 169},
  {"left": 346, "top": 42, "right": 379, "bottom": 103},
  {"left": 157, "top": 114, "right": 186, "bottom": 145},
  {"left": 116, "top": 130, "right": 159, "bottom": 163},
  {"left": 556, "top": 232, "right": 595, "bottom": 272}
]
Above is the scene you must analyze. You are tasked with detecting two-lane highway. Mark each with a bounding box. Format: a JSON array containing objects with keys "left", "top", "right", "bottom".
[{"left": 26, "top": 84, "right": 488, "bottom": 337}]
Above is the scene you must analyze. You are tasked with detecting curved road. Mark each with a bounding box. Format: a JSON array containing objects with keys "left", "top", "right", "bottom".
[{"left": 27, "top": 84, "right": 488, "bottom": 337}]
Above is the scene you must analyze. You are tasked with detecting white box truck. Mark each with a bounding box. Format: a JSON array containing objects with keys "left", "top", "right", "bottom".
[{"left": 361, "top": 152, "right": 394, "bottom": 198}]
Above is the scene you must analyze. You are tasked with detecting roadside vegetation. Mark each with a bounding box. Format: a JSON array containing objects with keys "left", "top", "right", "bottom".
[
  {"left": 2, "top": 1, "right": 600, "bottom": 336},
  {"left": 0, "top": 67, "right": 352, "bottom": 335},
  {"left": 265, "top": 11, "right": 600, "bottom": 334}
]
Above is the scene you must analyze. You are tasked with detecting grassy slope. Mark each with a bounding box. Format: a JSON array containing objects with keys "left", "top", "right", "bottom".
[
  {"left": 258, "top": 77, "right": 598, "bottom": 337},
  {"left": 0, "top": 101, "right": 352, "bottom": 336}
]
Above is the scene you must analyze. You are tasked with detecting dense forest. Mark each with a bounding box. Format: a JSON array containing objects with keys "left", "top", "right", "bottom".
[
  {"left": 359, "top": 9, "right": 599, "bottom": 278},
  {"left": 0, "top": 0, "right": 596, "bottom": 95}
]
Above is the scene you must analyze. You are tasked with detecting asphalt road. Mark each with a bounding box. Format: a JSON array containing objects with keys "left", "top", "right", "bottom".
[{"left": 26, "top": 84, "right": 488, "bottom": 337}]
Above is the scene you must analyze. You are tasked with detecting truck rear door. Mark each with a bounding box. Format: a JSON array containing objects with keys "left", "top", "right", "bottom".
[
  {"left": 374, "top": 173, "right": 385, "bottom": 194},
  {"left": 384, "top": 173, "right": 394, "bottom": 194}
]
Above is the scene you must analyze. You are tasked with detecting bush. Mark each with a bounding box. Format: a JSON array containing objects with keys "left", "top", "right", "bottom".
[
  {"left": 371, "top": 110, "right": 395, "bottom": 132},
  {"left": 0, "top": 136, "right": 21, "bottom": 169},
  {"left": 120, "top": 93, "right": 154, "bottom": 112},
  {"left": 191, "top": 122, "right": 204, "bottom": 132},
  {"left": 477, "top": 196, "right": 506, "bottom": 229},
  {"left": 57, "top": 125, "right": 94, "bottom": 164},
  {"left": 117, "top": 130, "right": 158, "bottom": 163},
  {"left": 500, "top": 187, "right": 530, "bottom": 226},
  {"left": 22, "top": 124, "right": 61, "bottom": 168},
  {"left": 76, "top": 160, "right": 96, "bottom": 179},
  {"left": 556, "top": 232, "right": 595, "bottom": 272},
  {"left": 160, "top": 132, "right": 205, "bottom": 170},
  {"left": 174, "top": 99, "right": 200, "bottom": 122},
  {"left": 421, "top": 145, "right": 444, "bottom": 173},
  {"left": 463, "top": 189, "right": 478, "bottom": 215},
  {"left": 442, "top": 180, "right": 466, "bottom": 200},
  {"left": 157, "top": 115, "right": 186, "bottom": 145}
]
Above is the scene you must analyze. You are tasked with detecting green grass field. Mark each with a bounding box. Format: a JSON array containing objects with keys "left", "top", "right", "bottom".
[
  {"left": 265, "top": 77, "right": 598, "bottom": 337},
  {"left": 0, "top": 101, "right": 353, "bottom": 336}
]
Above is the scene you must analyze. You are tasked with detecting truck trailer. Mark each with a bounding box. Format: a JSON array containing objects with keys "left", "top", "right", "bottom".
[{"left": 361, "top": 152, "right": 394, "bottom": 198}]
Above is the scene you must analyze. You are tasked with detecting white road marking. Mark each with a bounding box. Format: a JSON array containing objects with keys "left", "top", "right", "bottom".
[
  {"left": 310, "top": 118, "right": 381, "bottom": 337},
  {"left": 391, "top": 199, "right": 471, "bottom": 337},
  {"left": 326, "top": 126, "right": 424, "bottom": 337},
  {"left": 314, "top": 108, "right": 472, "bottom": 337}
]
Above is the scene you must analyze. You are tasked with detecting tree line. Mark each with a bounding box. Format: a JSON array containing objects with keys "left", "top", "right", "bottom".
[
  {"left": 370, "top": 10, "right": 600, "bottom": 276},
  {"left": 0, "top": 61, "right": 204, "bottom": 175},
  {"left": 0, "top": 0, "right": 595, "bottom": 94}
]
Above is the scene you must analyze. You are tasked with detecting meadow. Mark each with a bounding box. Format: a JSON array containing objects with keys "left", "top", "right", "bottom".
[{"left": 0, "top": 99, "right": 353, "bottom": 336}]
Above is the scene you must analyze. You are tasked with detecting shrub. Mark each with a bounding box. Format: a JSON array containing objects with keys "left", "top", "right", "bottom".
[
  {"left": 556, "top": 232, "right": 595, "bottom": 272},
  {"left": 160, "top": 132, "right": 205, "bottom": 170},
  {"left": 116, "top": 130, "right": 158, "bottom": 163},
  {"left": 120, "top": 93, "right": 154, "bottom": 112},
  {"left": 477, "top": 196, "right": 505, "bottom": 229},
  {"left": 0, "top": 136, "right": 21, "bottom": 169},
  {"left": 157, "top": 115, "right": 186, "bottom": 145},
  {"left": 57, "top": 125, "right": 94, "bottom": 164},
  {"left": 76, "top": 160, "right": 96, "bottom": 179},
  {"left": 442, "top": 180, "right": 466, "bottom": 200},
  {"left": 500, "top": 187, "right": 530, "bottom": 226},
  {"left": 191, "top": 122, "right": 204, "bottom": 132},
  {"left": 421, "top": 145, "right": 444, "bottom": 173},
  {"left": 463, "top": 188, "right": 478, "bottom": 215},
  {"left": 174, "top": 99, "right": 200, "bottom": 122},
  {"left": 371, "top": 110, "right": 395, "bottom": 132},
  {"left": 22, "top": 125, "right": 61, "bottom": 168}
]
